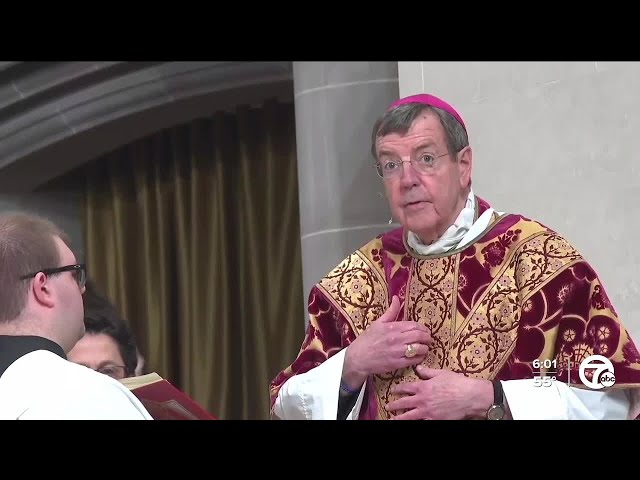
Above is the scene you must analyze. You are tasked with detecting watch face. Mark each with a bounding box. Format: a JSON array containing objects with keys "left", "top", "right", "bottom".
[{"left": 487, "top": 405, "right": 505, "bottom": 420}]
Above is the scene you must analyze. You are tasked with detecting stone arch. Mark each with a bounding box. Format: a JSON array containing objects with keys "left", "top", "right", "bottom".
[{"left": 0, "top": 61, "right": 293, "bottom": 191}]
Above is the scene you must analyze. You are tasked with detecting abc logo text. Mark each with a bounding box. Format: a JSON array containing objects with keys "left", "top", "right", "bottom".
[{"left": 579, "top": 354, "right": 616, "bottom": 389}]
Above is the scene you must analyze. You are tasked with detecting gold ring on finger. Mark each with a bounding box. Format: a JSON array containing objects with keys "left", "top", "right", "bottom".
[{"left": 405, "top": 343, "right": 416, "bottom": 358}]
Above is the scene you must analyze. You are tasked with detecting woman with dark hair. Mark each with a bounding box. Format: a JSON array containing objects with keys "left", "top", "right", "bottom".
[{"left": 68, "top": 279, "right": 142, "bottom": 380}]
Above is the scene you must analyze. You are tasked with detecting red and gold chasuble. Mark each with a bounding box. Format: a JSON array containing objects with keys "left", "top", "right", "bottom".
[{"left": 270, "top": 197, "right": 640, "bottom": 419}]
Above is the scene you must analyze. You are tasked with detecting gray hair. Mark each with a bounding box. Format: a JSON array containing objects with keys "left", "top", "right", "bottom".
[{"left": 370, "top": 103, "right": 469, "bottom": 161}]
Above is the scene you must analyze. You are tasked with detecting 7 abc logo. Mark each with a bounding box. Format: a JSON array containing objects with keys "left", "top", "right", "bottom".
[{"left": 579, "top": 354, "right": 616, "bottom": 389}]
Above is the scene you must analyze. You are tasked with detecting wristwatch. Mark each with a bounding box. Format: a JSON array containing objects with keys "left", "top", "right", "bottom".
[{"left": 486, "top": 380, "right": 505, "bottom": 420}]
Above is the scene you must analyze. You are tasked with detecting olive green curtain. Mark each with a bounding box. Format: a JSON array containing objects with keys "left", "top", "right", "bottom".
[{"left": 80, "top": 99, "right": 305, "bottom": 419}]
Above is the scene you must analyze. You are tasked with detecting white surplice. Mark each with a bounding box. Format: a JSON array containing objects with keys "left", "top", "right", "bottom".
[{"left": 0, "top": 349, "right": 153, "bottom": 420}]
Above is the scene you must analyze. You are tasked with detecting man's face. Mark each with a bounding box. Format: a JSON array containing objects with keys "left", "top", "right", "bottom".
[
  {"left": 68, "top": 333, "right": 127, "bottom": 380},
  {"left": 52, "top": 236, "right": 86, "bottom": 344},
  {"left": 376, "top": 112, "right": 472, "bottom": 243}
]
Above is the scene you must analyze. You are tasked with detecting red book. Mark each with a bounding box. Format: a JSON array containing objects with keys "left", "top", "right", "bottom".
[{"left": 121, "top": 372, "right": 217, "bottom": 420}]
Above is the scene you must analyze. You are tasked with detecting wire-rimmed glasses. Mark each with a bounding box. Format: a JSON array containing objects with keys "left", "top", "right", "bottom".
[{"left": 375, "top": 152, "right": 449, "bottom": 179}]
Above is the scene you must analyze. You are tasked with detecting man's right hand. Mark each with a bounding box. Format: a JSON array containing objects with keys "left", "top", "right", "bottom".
[{"left": 341, "top": 295, "right": 432, "bottom": 390}]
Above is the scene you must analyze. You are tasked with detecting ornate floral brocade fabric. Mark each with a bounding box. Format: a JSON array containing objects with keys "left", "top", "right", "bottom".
[{"left": 269, "top": 198, "right": 640, "bottom": 419}]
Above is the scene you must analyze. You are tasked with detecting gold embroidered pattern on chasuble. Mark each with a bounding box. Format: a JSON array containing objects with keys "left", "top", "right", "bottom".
[
  {"left": 316, "top": 238, "right": 389, "bottom": 339},
  {"left": 451, "top": 228, "right": 581, "bottom": 380},
  {"left": 317, "top": 220, "right": 584, "bottom": 418}
]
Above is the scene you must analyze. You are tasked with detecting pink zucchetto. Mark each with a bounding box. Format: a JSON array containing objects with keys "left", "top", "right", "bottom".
[{"left": 388, "top": 93, "right": 466, "bottom": 132}]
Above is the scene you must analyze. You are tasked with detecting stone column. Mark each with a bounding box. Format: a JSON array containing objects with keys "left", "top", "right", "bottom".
[{"left": 293, "top": 62, "right": 399, "bottom": 325}]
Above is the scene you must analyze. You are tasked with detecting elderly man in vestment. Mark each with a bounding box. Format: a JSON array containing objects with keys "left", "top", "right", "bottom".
[{"left": 269, "top": 93, "right": 640, "bottom": 420}]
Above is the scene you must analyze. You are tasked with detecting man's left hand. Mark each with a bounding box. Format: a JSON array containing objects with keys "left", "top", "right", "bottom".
[{"left": 386, "top": 366, "right": 493, "bottom": 420}]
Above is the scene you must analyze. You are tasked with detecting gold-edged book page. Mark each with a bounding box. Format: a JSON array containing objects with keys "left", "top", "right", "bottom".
[{"left": 120, "top": 372, "right": 164, "bottom": 390}]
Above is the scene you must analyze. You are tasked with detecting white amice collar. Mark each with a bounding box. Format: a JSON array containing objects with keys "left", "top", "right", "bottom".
[
  {"left": 406, "top": 189, "right": 500, "bottom": 256},
  {"left": 406, "top": 189, "right": 476, "bottom": 256}
]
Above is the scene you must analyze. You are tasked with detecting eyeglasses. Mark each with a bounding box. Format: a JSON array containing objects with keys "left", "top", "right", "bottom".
[
  {"left": 20, "top": 263, "right": 86, "bottom": 290},
  {"left": 95, "top": 364, "right": 127, "bottom": 379},
  {"left": 375, "top": 152, "right": 449, "bottom": 179}
]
